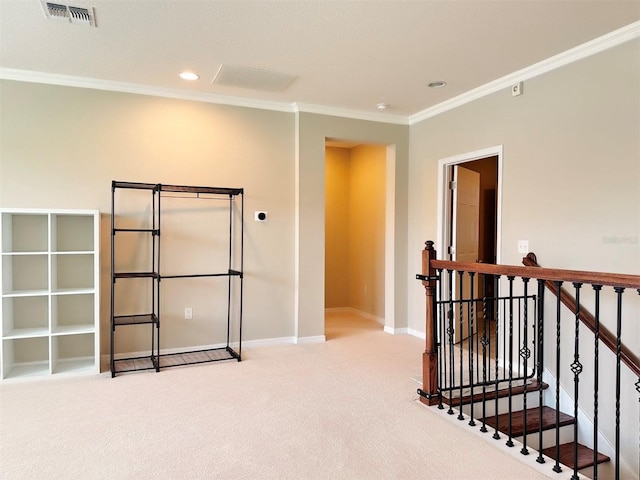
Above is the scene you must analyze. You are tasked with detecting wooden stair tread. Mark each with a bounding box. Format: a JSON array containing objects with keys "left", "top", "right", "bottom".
[
  {"left": 482, "top": 406, "right": 574, "bottom": 437},
  {"left": 441, "top": 380, "right": 547, "bottom": 407},
  {"left": 542, "top": 442, "right": 610, "bottom": 470}
]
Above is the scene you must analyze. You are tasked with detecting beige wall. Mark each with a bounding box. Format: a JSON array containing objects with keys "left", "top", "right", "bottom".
[
  {"left": 408, "top": 39, "right": 640, "bottom": 472},
  {"left": 0, "top": 81, "right": 411, "bottom": 350},
  {"left": 324, "top": 145, "right": 386, "bottom": 319},
  {"left": 324, "top": 147, "right": 350, "bottom": 307},
  {"left": 297, "top": 113, "right": 409, "bottom": 338},
  {"left": 0, "top": 80, "right": 297, "bottom": 354},
  {"left": 348, "top": 145, "right": 386, "bottom": 318},
  {"left": 408, "top": 37, "right": 639, "bottom": 336}
]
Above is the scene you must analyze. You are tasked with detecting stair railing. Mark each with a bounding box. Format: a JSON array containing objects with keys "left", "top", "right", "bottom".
[{"left": 417, "top": 241, "right": 640, "bottom": 480}]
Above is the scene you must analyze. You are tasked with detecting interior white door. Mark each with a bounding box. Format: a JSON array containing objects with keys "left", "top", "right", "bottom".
[{"left": 452, "top": 165, "right": 480, "bottom": 342}]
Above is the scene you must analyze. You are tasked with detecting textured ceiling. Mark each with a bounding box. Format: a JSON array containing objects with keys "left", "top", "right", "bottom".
[{"left": 0, "top": 1, "right": 639, "bottom": 119}]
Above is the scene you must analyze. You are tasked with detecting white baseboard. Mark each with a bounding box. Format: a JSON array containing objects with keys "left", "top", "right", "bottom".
[
  {"left": 294, "top": 335, "right": 326, "bottom": 345},
  {"left": 102, "top": 335, "right": 327, "bottom": 365},
  {"left": 407, "top": 328, "right": 426, "bottom": 339},
  {"left": 384, "top": 326, "right": 409, "bottom": 335},
  {"left": 325, "top": 307, "right": 384, "bottom": 325}
]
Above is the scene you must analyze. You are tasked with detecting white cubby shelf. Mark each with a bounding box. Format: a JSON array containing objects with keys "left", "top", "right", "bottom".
[{"left": 0, "top": 209, "right": 100, "bottom": 380}]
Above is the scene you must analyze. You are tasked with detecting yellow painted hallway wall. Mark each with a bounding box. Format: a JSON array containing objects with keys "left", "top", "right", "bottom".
[{"left": 325, "top": 144, "right": 385, "bottom": 319}]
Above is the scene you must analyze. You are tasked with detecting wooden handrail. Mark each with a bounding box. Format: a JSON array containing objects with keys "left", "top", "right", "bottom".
[
  {"left": 418, "top": 241, "right": 640, "bottom": 405},
  {"left": 522, "top": 252, "right": 640, "bottom": 378},
  {"left": 430, "top": 259, "right": 640, "bottom": 290}
]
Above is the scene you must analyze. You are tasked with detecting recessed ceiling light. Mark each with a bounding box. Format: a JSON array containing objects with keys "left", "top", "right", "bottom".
[
  {"left": 428, "top": 81, "right": 447, "bottom": 88},
  {"left": 376, "top": 103, "right": 390, "bottom": 111},
  {"left": 179, "top": 71, "right": 199, "bottom": 81}
]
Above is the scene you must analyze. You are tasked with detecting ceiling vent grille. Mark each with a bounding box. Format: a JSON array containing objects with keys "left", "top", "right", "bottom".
[
  {"left": 41, "top": 1, "right": 96, "bottom": 26},
  {"left": 212, "top": 65, "right": 297, "bottom": 92}
]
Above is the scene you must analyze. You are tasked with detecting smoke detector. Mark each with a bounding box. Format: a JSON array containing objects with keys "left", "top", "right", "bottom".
[{"left": 41, "top": 2, "right": 96, "bottom": 27}]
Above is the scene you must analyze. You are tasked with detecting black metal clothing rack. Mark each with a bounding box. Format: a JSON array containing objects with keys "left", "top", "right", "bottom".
[{"left": 109, "top": 181, "right": 244, "bottom": 377}]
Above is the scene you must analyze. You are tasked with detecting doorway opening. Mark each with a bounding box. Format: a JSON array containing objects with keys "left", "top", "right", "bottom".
[
  {"left": 438, "top": 146, "right": 502, "bottom": 345},
  {"left": 324, "top": 140, "right": 389, "bottom": 340}
]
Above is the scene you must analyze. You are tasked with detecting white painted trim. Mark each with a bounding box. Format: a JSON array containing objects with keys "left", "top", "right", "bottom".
[
  {"left": 294, "top": 102, "right": 408, "bottom": 125},
  {"left": 384, "top": 144, "right": 396, "bottom": 333},
  {"left": 409, "top": 21, "right": 640, "bottom": 125},
  {"left": 1, "top": 22, "right": 637, "bottom": 125},
  {"left": 384, "top": 326, "right": 409, "bottom": 335},
  {"left": 0, "top": 68, "right": 296, "bottom": 113},
  {"left": 294, "top": 111, "right": 301, "bottom": 339},
  {"left": 407, "top": 328, "right": 426, "bottom": 340},
  {"left": 294, "top": 335, "right": 326, "bottom": 345},
  {"left": 436, "top": 145, "right": 503, "bottom": 263},
  {"left": 103, "top": 335, "right": 320, "bottom": 365},
  {"left": 242, "top": 337, "right": 297, "bottom": 348},
  {"left": 326, "top": 307, "right": 385, "bottom": 325}
]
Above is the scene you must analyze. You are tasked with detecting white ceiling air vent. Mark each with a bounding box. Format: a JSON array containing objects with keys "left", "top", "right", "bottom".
[
  {"left": 212, "top": 65, "right": 297, "bottom": 92},
  {"left": 41, "top": 1, "right": 96, "bottom": 27}
]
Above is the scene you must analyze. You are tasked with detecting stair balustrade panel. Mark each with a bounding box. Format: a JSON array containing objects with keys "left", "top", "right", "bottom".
[{"left": 417, "top": 241, "right": 640, "bottom": 480}]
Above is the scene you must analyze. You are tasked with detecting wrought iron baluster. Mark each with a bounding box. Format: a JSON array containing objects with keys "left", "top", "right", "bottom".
[
  {"left": 520, "top": 278, "right": 531, "bottom": 456},
  {"left": 517, "top": 296, "right": 522, "bottom": 379},
  {"left": 592, "top": 284, "right": 602, "bottom": 480},
  {"left": 493, "top": 275, "right": 502, "bottom": 441},
  {"left": 480, "top": 274, "right": 490, "bottom": 433},
  {"left": 536, "top": 279, "right": 546, "bottom": 465},
  {"left": 447, "top": 269, "right": 455, "bottom": 416},
  {"left": 458, "top": 270, "right": 465, "bottom": 421},
  {"left": 437, "top": 269, "right": 445, "bottom": 410},
  {"left": 468, "top": 272, "right": 476, "bottom": 427},
  {"left": 553, "top": 280, "right": 563, "bottom": 473},
  {"left": 570, "top": 283, "right": 583, "bottom": 480},
  {"left": 506, "top": 276, "right": 515, "bottom": 447},
  {"left": 614, "top": 286, "right": 624, "bottom": 480}
]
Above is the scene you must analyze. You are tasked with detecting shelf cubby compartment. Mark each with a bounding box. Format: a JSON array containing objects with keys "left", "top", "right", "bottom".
[
  {"left": 1, "top": 212, "right": 48, "bottom": 253},
  {"left": 51, "top": 333, "right": 96, "bottom": 374},
  {"left": 2, "top": 336, "right": 49, "bottom": 379},
  {"left": 1, "top": 254, "right": 49, "bottom": 296},
  {"left": 2, "top": 295, "right": 49, "bottom": 338},
  {"left": 0, "top": 208, "right": 99, "bottom": 381},
  {"left": 51, "top": 214, "right": 95, "bottom": 253},
  {"left": 51, "top": 293, "right": 95, "bottom": 335},
  {"left": 51, "top": 253, "right": 95, "bottom": 293}
]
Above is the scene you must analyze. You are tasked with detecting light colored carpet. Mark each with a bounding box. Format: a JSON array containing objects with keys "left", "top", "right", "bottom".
[{"left": 1, "top": 311, "right": 551, "bottom": 480}]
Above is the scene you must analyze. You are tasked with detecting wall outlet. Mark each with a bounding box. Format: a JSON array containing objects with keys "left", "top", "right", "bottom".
[
  {"left": 254, "top": 211, "right": 268, "bottom": 222},
  {"left": 517, "top": 240, "right": 529, "bottom": 254},
  {"left": 185, "top": 307, "right": 193, "bottom": 320}
]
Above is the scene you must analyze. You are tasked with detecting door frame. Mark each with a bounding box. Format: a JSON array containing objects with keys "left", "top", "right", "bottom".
[{"left": 436, "top": 145, "right": 503, "bottom": 264}]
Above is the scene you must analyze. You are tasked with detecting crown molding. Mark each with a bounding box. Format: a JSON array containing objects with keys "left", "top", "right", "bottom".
[
  {"left": 0, "top": 68, "right": 297, "bottom": 113},
  {"left": 293, "top": 102, "right": 409, "bottom": 125},
  {"left": 409, "top": 21, "right": 640, "bottom": 125},
  {"left": 1, "top": 21, "right": 638, "bottom": 125}
]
